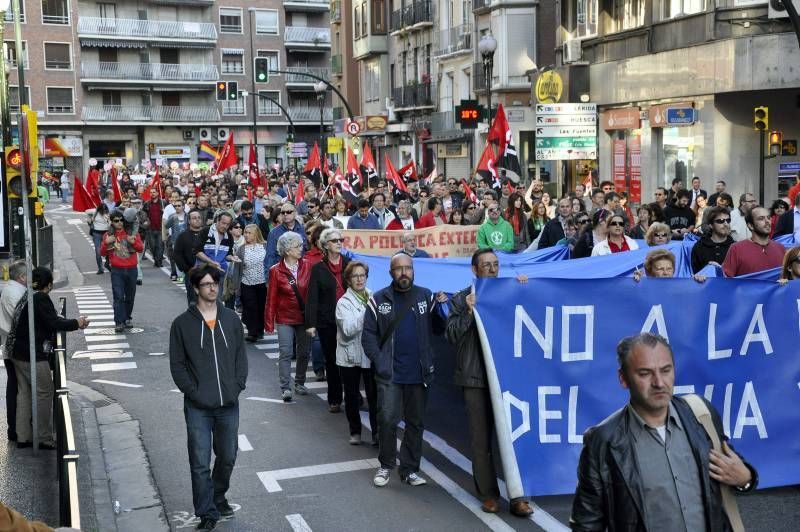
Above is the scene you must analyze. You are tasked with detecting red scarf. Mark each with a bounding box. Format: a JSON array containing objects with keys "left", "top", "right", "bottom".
[{"left": 326, "top": 258, "right": 345, "bottom": 300}]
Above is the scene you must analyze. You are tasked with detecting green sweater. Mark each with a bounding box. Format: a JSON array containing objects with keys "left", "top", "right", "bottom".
[{"left": 477, "top": 218, "right": 514, "bottom": 251}]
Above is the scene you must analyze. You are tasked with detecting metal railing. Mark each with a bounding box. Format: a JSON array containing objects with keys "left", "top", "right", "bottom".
[
  {"left": 42, "top": 14, "right": 70, "bottom": 24},
  {"left": 77, "top": 16, "right": 218, "bottom": 42},
  {"left": 36, "top": 225, "right": 54, "bottom": 271},
  {"left": 331, "top": 54, "right": 342, "bottom": 75},
  {"left": 55, "top": 297, "right": 80, "bottom": 529},
  {"left": 287, "top": 106, "right": 333, "bottom": 121},
  {"left": 473, "top": 0, "right": 490, "bottom": 10},
  {"left": 331, "top": 0, "right": 342, "bottom": 22},
  {"left": 81, "top": 62, "right": 219, "bottom": 81},
  {"left": 431, "top": 110, "right": 455, "bottom": 131},
  {"left": 4, "top": 11, "right": 25, "bottom": 23},
  {"left": 434, "top": 23, "right": 472, "bottom": 57},
  {"left": 392, "top": 82, "right": 435, "bottom": 109},
  {"left": 286, "top": 66, "right": 330, "bottom": 83},
  {"left": 390, "top": 0, "right": 433, "bottom": 32},
  {"left": 284, "top": 26, "right": 331, "bottom": 45},
  {"left": 82, "top": 105, "right": 220, "bottom": 122},
  {"left": 283, "top": 0, "right": 330, "bottom": 8}
]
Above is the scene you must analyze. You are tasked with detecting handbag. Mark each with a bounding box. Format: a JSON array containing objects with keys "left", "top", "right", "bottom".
[{"left": 683, "top": 394, "right": 745, "bottom": 532}]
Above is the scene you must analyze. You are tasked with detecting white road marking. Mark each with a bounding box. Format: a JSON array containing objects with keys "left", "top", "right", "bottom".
[
  {"left": 264, "top": 352, "right": 279, "bottom": 359},
  {"left": 255, "top": 343, "right": 279, "bottom": 350},
  {"left": 91, "top": 379, "right": 143, "bottom": 388},
  {"left": 91, "top": 362, "right": 138, "bottom": 372},
  {"left": 87, "top": 343, "right": 130, "bottom": 350},
  {"left": 66, "top": 219, "right": 83, "bottom": 225},
  {"left": 85, "top": 321, "right": 115, "bottom": 327},
  {"left": 74, "top": 297, "right": 109, "bottom": 301},
  {"left": 81, "top": 314, "right": 115, "bottom": 320},
  {"left": 84, "top": 335, "right": 127, "bottom": 342},
  {"left": 170, "top": 389, "right": 182, "bottom": 393},
  {"left": 301, "top": 381, "right": 328, "bottom": 390},
  {"left": 246, "top": 396, "right": 291, "bottom": 405},
  {"left": 238, "top": 434, "right": 253, "bottom": 452},
  {"left": 148, "top": 352, "right": 166, "bottom": 356},
  {"left": 285, "top": 514, "right": 313, "bottom": 532},
  {"left": 72, "top": 350, "right": 123, "bottom": 359},
  {"left": 74, "top": 351, "right": 133, "bottom": 360},
  {"left": 257, "top": 458, "right": 380, "bottom": 493},
  {"left": 76, "top": 304, "right": 112, "bottom": 309}
]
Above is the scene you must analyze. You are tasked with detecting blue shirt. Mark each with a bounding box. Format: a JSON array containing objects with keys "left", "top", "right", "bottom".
[
  {"left": 265, "top": 222, "right": 307, "bottom": 269},
  {"left": 347, "top": 213, "right": 381, "bottom": 230},
  {"left": 793, "top": 207, "right": 800, "bottom": 244},
  {"left": 391, "top": 289, "right": 422, "bottom": 384}
]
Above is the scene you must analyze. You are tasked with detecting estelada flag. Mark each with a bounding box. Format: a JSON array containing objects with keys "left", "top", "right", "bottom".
[
  {"left": 72, "top": 176, "right": 98, "bottom": 212},
  {"left": 398, "top": 161, "right": 418, "bottom": 183},
  {"left": 476, "top": 142, "right": 500, "bottom": 189},
  {"left": 216, "top": 132, "right": 238, "bottom": 173},
  {"left": 141, "top": 168, "right": 162, "bottom": 201}
]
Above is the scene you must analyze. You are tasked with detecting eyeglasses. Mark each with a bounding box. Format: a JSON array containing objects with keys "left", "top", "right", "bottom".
[
  {"left": 467, "top": 206, "right": 476, "bottom": 210},
  {"left": 577, "top": 219, "right": 590, "bottom": 225},
  {"left": 655, "top": 233, "right": 669, "bottom": 238},
  {"left": 198, "top": 282, "right": 217, "bottom": 289},
  {"left": 327, "top": 238, "right": 343, "bottom": 244},
  {"left": 608, "top": 221, "right": 625, "bottom": 227},
  {"left": 713, "top": 218, "right": 731, "bottom": 225},
  {"left": 349, "top": 274, "right": 367, "bottom": 280},
  {"left": 242, "top": 210, "right": 253, "bottom": 215},
  {"left": 111, "top": 219, "right": 123, "bottom": 223}
]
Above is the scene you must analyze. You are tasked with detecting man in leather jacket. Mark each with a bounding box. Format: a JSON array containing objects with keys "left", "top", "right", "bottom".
[
  {"left": 445, "top": 248, "right": 533, "bottom": 517},
  {"left": 570, "top": 333, "right": 757, "bottom": 531}
]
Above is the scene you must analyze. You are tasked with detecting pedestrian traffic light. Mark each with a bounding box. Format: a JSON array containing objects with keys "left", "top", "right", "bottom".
[
  {"left": 769, "top": 130, "right": 783, "bottom": 156},
  {"left": 5, "top": 146, "right": 34, "bottom": 198},
  {"left": 227, "top": 81, "right": 238, "bottom": 101},
  {"left": 754, "top": 106, "right": 768, "bottom": 131},
  {"left": 255, "top": 57, "right": 270, "bottom": 83},
  {"left": 216, "top": 81, "right": 228, "bottom": 102}
]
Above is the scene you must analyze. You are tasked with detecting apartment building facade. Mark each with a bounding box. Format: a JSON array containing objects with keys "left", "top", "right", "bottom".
[{"left": 3, "top": 0, "right": 330, "bottom": 173}]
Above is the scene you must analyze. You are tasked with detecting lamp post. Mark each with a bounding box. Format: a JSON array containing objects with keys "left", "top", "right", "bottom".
[
  {"left": 478, "top": 33, "right": 497, "bottom": 123},
  {"left": 314, "top": 80, "right": 327, "bottom": 168},
  {"left": 247, "top": 8, "right": 258, "bottom": 152}
]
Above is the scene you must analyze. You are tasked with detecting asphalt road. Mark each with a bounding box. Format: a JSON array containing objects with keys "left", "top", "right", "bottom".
[{"left": 46, "top": 203, "right": 800, "bottom": 531}]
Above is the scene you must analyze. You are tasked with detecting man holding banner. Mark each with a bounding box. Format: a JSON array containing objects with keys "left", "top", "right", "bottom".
[
  {"left": 446, "top": 249, "right": 533, "bottom": 517},
  {"left": 570, "top": 333, "right": 757, "bottom": 532}
]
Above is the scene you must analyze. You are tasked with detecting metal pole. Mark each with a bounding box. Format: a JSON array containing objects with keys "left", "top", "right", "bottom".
[
  {"left": 12, "top": 0, "right": 38, "bottom": 453},
  {"left": 247, "top": 9, "right": 258, "bottom": 151},
  {"left": 318, "top": 92, "right": 325, "bottom": 167},
  {"left": 268, "top": 69, "right": 355, "bottom": 122},
  {"left": 759, "top": 128, "right": 765, "bottom": 205},
  {"left": 0, "top": 22, "right": 11, "bottom": 147},
  {"left": 780, "top": 0, "right": 800, "bottom": 49}
]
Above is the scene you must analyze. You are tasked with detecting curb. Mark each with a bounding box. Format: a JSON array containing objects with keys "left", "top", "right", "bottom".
[
  {"left": 51, "top": 212, "right": 84, "bottom": 289},
  {"left": 69, "top": 381, "right": 169, "bottom": 532}
]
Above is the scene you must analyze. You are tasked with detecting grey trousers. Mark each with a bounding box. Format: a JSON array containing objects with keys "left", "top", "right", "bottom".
[
  {"left": 13, "top": 360, "right": 54, "bottom": 445},
  {"left": 276, "top": 324, "right": 311, "bottom": 391},
  {"left": 377, "top": 381, "right": 427, "bottom": 477}
]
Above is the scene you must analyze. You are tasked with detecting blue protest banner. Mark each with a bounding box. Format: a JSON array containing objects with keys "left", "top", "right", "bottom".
[{"left": 473, "top": 277, "right": 800, "bottom": 497}]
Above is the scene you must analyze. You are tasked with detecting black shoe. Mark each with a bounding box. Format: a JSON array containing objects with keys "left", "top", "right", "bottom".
[
  {"left": 124, "top": 320, "right": 133, "bottom": 328},
  {"left": 170, "top": 274, "right": 178, "bottom": 281},
  {"left": 245, "top": 335, "right": 256, "bottom": 343},
  {"left": 371, "top": 436, "right": 379, "bottom": 447},
  {"left": 136, "top": 280, "right": 142, "bottom": 286},
  {"left": 196, "top": 517, "right": 217, "bottom": 530},
  {"left": 38, "top": 443, "right": 56, "bottom": 451},
  {"left": 16, "top": 441, "right": 32, "bottom": 448},
  {"left": 97, "top": 270, "right": 104, "bottom": 275},
  {"left": 216, "top": 501, "right": 234, "bottom": 518},
  {"left": 7, "top": 432, "right": 17, "bottom": 442}
]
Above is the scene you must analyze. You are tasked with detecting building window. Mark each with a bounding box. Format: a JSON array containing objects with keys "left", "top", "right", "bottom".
[
  {"left": 576, "top": 0, "right": 598, "bottom": 38},
  {"left": 46, "top": 87, "right": 74, "bottom": 114},
  {"left": 4, "top": 41, "right": 28, "bottom": 68},
  {"left": 8, "top": 86, "right": 31, "bottom": 113},
  {"left": 363, "top": 60, "right": 381, "bottom": 103},
  {"left": 257, "top": 50, "right": 280, "bottom": 75},
  {"left": 42, "top": 0, "right": 69, "bottom": 24},
  {"left": 222, "top": 91, "right": 245, "bottom": 115},
  {"left": 354, "top": 6, "right": 361, "bottom": 39},
  {"left": 255, "top": 10, "right": 278, "bottom": 35},
  {"left": 361, "top": 3, "right": 367, "bottom": 36},
  {"left": 657, "top": 0, "right": 705, "bottom": 20},
  {"left": 219, "top": 7, "right": 243, "bottom": 33},
  {"left": 612, "top": 0, "right": 644, "bottom": 31},
  {"left": 4, "top": 1, "right": 25, "bottom": 23},
  {"left": 221, "top": 51, "right": 244, "bottom": 74},
  {"left": 97, "top": 2, "right": 115, "bottom": 19},
  {"left": 258, "top": 91, "right": 281, "bottom": 116},
  {"left": 102, "top": 91, "right": 121, "bottom": 106},
  {"left": 372, "top": 0, "right": 386, "bottom": 34},
  {"left": 44, "top": 43, "right": 71, "bottom": 70}
]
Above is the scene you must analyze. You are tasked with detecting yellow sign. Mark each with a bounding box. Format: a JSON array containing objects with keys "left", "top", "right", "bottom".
[
  {"left": 535, "top": 70, "right": 563, "bottom": 104},
  {"left": 327, "top": 137, "right": 343, "bottom": 153}
]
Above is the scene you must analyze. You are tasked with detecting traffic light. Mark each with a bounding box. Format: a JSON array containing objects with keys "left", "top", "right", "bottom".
[
  {"left": 754, "top": 106, "right": 768, "bottom": 131},
  {"left": 216, "top": 81, "right": 227, "bottom": 102},
  {"left": 5, "top": 146, "right": 34, "bottom": 198},
  {"left": 769, "top": 130, "right": 783, "bottom": 156},
  {"left": 227, "top": 81, "right": 238, "bottom": 101},
  {"left": 255, "top": 57, "right": 270, "bottom": 83},
  {"left": 455, "top": 100, "right": 482, "bottom": 129}
]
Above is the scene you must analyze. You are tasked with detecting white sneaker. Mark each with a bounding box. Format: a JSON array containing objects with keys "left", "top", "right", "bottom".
[
  {"left": 282, "top": 389, "right": 293, "bottom": 402},
  {"left": 373, "top": 467, "right": 391, "bottom": 487},
  {"left": 402, "top": 472, "right": 427, "bottom": 486}
]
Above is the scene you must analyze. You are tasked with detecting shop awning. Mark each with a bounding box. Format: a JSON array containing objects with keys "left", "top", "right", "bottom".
[
  {"left": 221, "top": 48, "right": 245, "bottom": 55},
  {"left": 422, "top": 129, "right": 468, "bottom": 144},
  {"left": 80, "top": 38, "right": 146, "bottom": 48}
]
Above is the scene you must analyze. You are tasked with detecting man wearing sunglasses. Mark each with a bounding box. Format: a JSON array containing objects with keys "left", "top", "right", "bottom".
[
  {"left": 100, "top": 214, "right": 144, "bottom": 332},
  {"left": 691, "top": 206, "right": 735, "bottom": 273},
  {"left": 265, "top": 203, "right": 307, "bottom": 269}
]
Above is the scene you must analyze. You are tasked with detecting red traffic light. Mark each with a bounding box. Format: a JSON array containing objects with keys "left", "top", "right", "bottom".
[{"left": 6, "top": 147, "right": 21, "bottom": 169}]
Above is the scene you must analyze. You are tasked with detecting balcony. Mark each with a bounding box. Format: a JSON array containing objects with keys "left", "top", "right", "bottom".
[
  {"left": 331, "top": 54, "right": 342, "bottom": 76},
  {"left": 77, "top": 17, "right": 218, "bottom": 47},
  {"left": 473, "top": 0, "right": 491, "bottom": 11},
  {"left": 391, "top": 82, "right": 435, "bottom": 110},
  {"left": 390, "top": 0, "right": 433, "bottom": 34},
  {"left": 473, "top": 62, "right": 531, "bottom": 91},
  {"left": 331, "top": 0, "right": 342, "bottom": 23},
  {"left": 434, "top": 23, "right": 471, "bottom": 58},
  {"left": 353, "top": 34, "right": 388, "bottom": 59},
  {"left": 81, "top": 62, "right": 219, "bottom": 84},
  {"left": 82, "top": 105, "right": 220, "bottom": 123},
  {"left": 150, "top": 0, "right": 214, "bottom": 4},
  {"left": 287, "top": 106, "right": 334, "bottom": 122},
  {"left": 283, "top": 0, "right": 330, "bottom": 12},
  {"left": 284, "top": 26, "right": 331, "bottom": 50},
  {"left": 285, "top": 67, "right": 331, "bottom": 90}
]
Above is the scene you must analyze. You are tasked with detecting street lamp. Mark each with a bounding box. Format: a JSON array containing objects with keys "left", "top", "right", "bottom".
[
  {"left": 478, "top": 33, "right": 497, "bottom": 123},
  {"left": 314, "top": 81, "right": 327, "bottom": 170}
]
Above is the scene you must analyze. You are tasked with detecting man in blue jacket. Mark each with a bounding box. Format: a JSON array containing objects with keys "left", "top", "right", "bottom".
[{"left": 362, "top": 252, "right": 447, "bottom": 488}]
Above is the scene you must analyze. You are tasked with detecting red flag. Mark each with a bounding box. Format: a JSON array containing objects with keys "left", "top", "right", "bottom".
[
  {"left": 461, "top": 179, "right": 477, "bottom": 204},
  {"left": 398, "top": 161, "right": 418, "bottom": 182},
  {"left": 216, "top": 132, "right": 238, "bottom": 173},
  {"left": 506, "top": 180, "right": 515, "bottom": 196},
  {"left": 360, "top": 142, "right": 378, "bottom": 185},
  {"left": 86, "top": 167, "right": 102, "bottom": 206},
  {"left": 345, "top": 147, "right": 363, "bottom": 198},
  {"left": 423, "top": 166, "right": 437, "bottom": 186},
  {"left": 72, "top": 176, "right": 96, "bottom": 212},
  {"left": 384, "top": 155, "right": 408, "bottom": 193},
  {"left": 476, "top": 143, "right": 499, "bottom": 189},
  {"left": 295, "top": 178, "right": 305, "bottom": 204},
  {"left": 303, "top": 142, "right": 321, "bottom": 174},
  {"left": 487, "top": 103, "right": 510, "bottom": 158},
  {"left": 142, "top": 168, "right": 162, "bottom": 202},
  {"left": 248, "top": 141, "right": 259, "bottom": 186},
  {"left": 110, "top": 166, "right": 122, "bottom": 203}
]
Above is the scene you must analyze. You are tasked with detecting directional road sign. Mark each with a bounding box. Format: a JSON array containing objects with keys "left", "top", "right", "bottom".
[
  {"left": 535, "top": 148, "right": 597, "bottom": 160},
  {"left": 534, "top": 102, "right": 597, "bottom": 160},
  {"left": 535, "top": 126, "right": 597, "bottom": 138},
  {"left": 535, "top": 136, "right": 597, "bottom": 149}
]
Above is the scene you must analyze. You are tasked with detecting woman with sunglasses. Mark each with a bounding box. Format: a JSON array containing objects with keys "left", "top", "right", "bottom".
[
  {"left": 779, "top": 246, "right": 800, "bottom": 284},
  {"left": 645, "top": 222, "right": 672, "bottom": 247},
  {"left": 592, "top": 213, "right": 639, "bottom": 256},
  {"left": 305, "top": 228, "right": 350, "bottom": 413},
  {"left": 572, "top": 209, "right": 611, "bottom": 259}
]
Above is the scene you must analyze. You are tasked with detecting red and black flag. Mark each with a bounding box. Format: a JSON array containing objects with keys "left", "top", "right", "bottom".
[
  {"left": 488, "top": 103, "right": 522, "bottom": 181},
  {"left": 302, "top": 142, "right": 323, "bottom": 188},
  {"left": 360, "top": 142, "right": 379, "bottom": 188},
  {"left": 476, "top": 142, "right": 500, "bottom": 190}
]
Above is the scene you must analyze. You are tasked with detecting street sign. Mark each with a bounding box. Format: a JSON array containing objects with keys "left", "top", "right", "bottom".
[
  {"left": 535, "top": 126, "right": 597, "bottom": 138},
  {"left": 535, "top": 114, "right": 596, "bottom": 126},
  {"left": 535, "top": 103, "right": 597, "bottom": 115},
  {"left": 535, "top": 148, "right": 597, "bottom": 160},
  {"left": 534, "top": 103, "right": 597, "bottom": 160},
  {"left": 346, "top": 120, "right": 361, "bottom": 135},
  {"left": 535, "top": 136, "right": 596, "bottom": 149},
  {"left": 666, "top": 107, "right": 695, "bottom": 125},
  {"left": 778, "top": 161, "right": 800, "bottom": 179}
]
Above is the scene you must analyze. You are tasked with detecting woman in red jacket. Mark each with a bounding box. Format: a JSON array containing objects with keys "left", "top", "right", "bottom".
[{"left": 265, "top": 231, "right": 311, "bottom": 402}]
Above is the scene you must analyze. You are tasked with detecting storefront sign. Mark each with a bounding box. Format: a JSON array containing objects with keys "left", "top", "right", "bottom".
[
  {"left": 535, "top": 103, "right": 598, "bottom": 161},
  {"left": 341, "top": 225, "right": 478, "bottom": 258},
  {"left": 601, "top": 107, "right": 641, "bottom": 130},
  {"left": 666, "top": 107, "right": 695, "bottom": 125},
  {"left": 327, "top": 137, "right": 343, "bottom": 153},
  {"left": 535, "top": 71, "right": 564, "bottom": 104},
  {"left": 629, "top": 136, "right": 642, "bottom": 203},
  {"left": 613, "top": 139, "right": 626, "bottom": 192},
  {"left": 781, "top": 140, "right": 797, "bottom": 156},
  {"left": 648, "top": 102, "right": 695, "bottom": 127},
  {"left": 778, "top": 162, "right": 800, "bottom": 179},
  {"left": 365, "top": 115, "right": 388, "bottom": 131},
  {"left": 507, "top": 109, "right": 525, "bottom": 122},
  {"left": 156, "top": 146, "right": 191, "bottom": 159},
  {"left": 44, "top": 136, "right": 82, "bottom": 157}
]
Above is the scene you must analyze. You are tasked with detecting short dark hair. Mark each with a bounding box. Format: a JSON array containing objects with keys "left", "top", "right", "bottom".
[
  {"left": 703, "top": 206, "right": 730, "bottom": 226},
  {"left": 676, "top": 189, "right": 691, "bottom": 201},
  {"left": 31, "top": 266, "right": 53, "bottom": 290},
  {"left": 599, "top": 180, "right": 614, "bottom": 189},
  {"left": 717, "top": 192, "right": 734, "bottom": 206},
  {"left": 616, "top": 333, "right": 674, "bottom": 374},
  {"left": 240, "top": 200, "right": 254, "bottom": 211},
  {"left": 188, "top": 264, "right": 222, "bottom": 289},
  {"left": 591, "top": 188, "right": 604, "bottom": 198},
  {"left": 739, "top": 193, "right": 752, "bottom": 206},
  {"left": 471, "top": 248, "right": 497, "bottom": 268},
  {"left": 371, "top": 192, "right": 386, "bottom": 203},
  {"left": 672, "top": 177, "right": 683, "bottom": 186},
  {"left": 604, "top": 192, "right": 619, "bottom": 203},
  {"left": 745, "top": 205, "right": 766, "bottom": 226},
  {"left": 307, "top": 197, "right": 320, "bottom": 207},
  {"left": 427, "top": 197, "right": 439, "bottom": 210},
  {"left": 716, "top": 180, "right": 726, "bottom": 186},
  {"left": 357, "top": 198, "right": 370, "bottom": 209}
]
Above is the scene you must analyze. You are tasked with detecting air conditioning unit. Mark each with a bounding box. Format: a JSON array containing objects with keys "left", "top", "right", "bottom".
[
  {"left": 563, "top": 40, "right": 582, "bottom": 64},
  {"left": 198, "top": 128, "right": 212, "bottom": 141},
  {"left": 183, "top": 130, "right": 194, "bottom": 140},
  {"left": 217, "top": 127, "right": 230, "bottom": 141}
]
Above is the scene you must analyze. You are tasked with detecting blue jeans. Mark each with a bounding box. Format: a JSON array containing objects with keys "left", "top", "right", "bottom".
[
  {"left": 110, "top": 267, "right": 137, "bottom": 325},
  {"left": 377, "top": 381, "right": 427, "bottom": 477},
  {"left": 91, "top": 231, "right": 104, "bottom": 271},
  {"left": 184, "top": 399, "right": 239, "bottom": 521}
]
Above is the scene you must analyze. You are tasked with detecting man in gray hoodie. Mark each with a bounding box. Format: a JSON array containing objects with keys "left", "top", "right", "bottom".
[{"left": 169, "top": 264, "right": 248, "bottom": 531}]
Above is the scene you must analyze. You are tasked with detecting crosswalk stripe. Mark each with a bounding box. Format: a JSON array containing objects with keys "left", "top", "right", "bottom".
[
  {"left": 91, "top": 379, "right": 142, "bottom": 388},
  {"left": 91, "top": 362, "right": 137, "bottom": 372},
  {"left": 80, "top": 352, "right": 133, "bottom": 360},
  {"left": 84, "top": 335, "right": 127, "bottom": 342},
  {"left": 255, "top": 343, "right": 279, "bottom": 350},
  {"left": 85, "top": 321, "right": 115, "bottom": 327},
  {"left": 264, "top": 352, "right": 279, "bottom": 359},
  {"left": 87, "top": 343, "right": 130, "bottom": 351}
]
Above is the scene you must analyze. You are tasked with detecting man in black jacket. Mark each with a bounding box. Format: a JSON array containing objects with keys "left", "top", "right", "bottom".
[
  {"left": 362, "top": 253, "right": 447, "bottom": 488},
  {"left": 446, "top": 249, "right": 533, "bottom": 517},
  {"left": 570, "top": 333, "right": 757, "bottom": 532},
  {"left": 173, "top": 210, "right": 207, "bottom": 305},
  {"left": 170, "top": 265, "right": 248, "bottom": 531},
  {"left": 773, "top": 192, "right": 799, "bottom": 238},
  {"left": 691, "top": 206, "right": 734, "bottom": 273},
  {"left": 236, "top": 200, "right": 270, "bottom": 240},
  {"left": 537, "top": 197, "right": 572, "bottom": 249}
]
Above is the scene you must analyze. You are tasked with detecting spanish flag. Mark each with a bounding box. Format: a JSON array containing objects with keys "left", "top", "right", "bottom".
[{"left": 198, "top": 141, "right": 219, "bottom": 161}]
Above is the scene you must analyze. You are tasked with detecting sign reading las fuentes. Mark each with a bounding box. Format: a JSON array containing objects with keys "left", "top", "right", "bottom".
[{"left": 341, "top": 225, "right": 478, "bottom": 257}]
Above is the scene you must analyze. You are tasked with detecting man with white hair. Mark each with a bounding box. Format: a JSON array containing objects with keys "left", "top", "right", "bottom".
[
  {"left": 398, "top": 232, "right": 430, "bottom": 258},
  {"left": 0, "top": 260, "right": 27, "bottom": 441}
]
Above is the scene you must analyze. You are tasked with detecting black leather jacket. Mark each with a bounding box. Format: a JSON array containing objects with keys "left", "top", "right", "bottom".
[
  {"left": 445, "top": 287, "right": 488, "bottom": 388},
  {"left": 570, "top": 396, "right": 757, "bottom": 532}
]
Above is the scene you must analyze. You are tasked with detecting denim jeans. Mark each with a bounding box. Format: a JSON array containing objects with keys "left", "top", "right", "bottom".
[
  {"left": 276, "top": 324, "right": 311, "bottom": 391},
  {"left": 91, "top": 231, "right": 104, "bottom": 271},
  {"left": 185, "top": 274, "right": 197, "bottom": 306},
  {"left": 146, "top": 230, "right": 163, "bottom": 266},
  {"left": 376, "top": 381, "right": 427, "bottom": 477},
  {"left": 184, "top": 399, "right": 239, "bottom": 521},
  {"left": 310, "top": 337, "right": 325, "bottom": 373},
  {"left": 110, "top": 267, "right": 138, "bottom": 325},
  {"left": 4, "top": 362, "right": 17, "bottom": 441}
]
